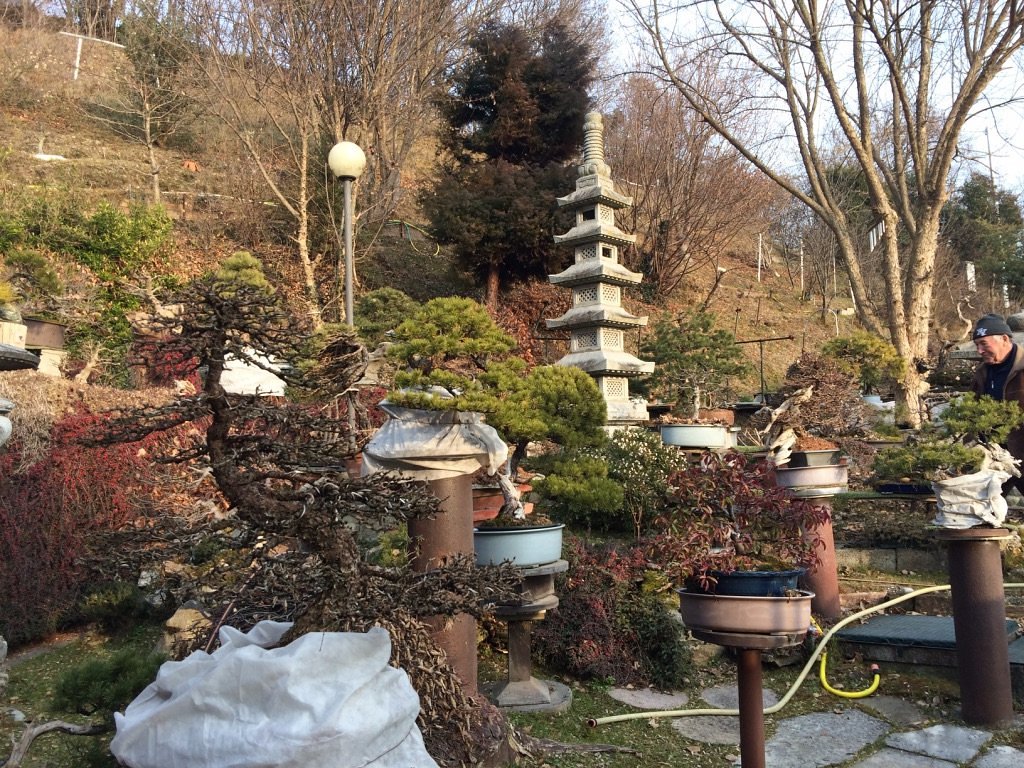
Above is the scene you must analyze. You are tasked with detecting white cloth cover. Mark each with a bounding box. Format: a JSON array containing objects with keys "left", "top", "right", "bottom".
[
  {"left": 110, "top": 622, "right": 438, "bottom": 768},
  {"left": 931, "top": 469, "right": 1010, "bottom": 529},
  {"left": 362, "top": 402, "right": 508, "bottom": 480}
]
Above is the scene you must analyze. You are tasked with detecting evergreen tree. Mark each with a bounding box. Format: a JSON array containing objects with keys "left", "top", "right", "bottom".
[
  {"left": 424, "top": 21, "right": 594, "bottom": 307},
  {"left": 943, "top": 172, "right": 1024, "bottom": 290}
]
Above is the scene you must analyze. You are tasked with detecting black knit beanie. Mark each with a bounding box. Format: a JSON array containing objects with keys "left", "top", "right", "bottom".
[{"left": 973, "top": 313, "right": 1013, "bottom": 340}]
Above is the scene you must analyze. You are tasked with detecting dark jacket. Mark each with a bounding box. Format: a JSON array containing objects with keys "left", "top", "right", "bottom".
[{"left": 971, "top": 343, "right": 1024, "bottom": 461}]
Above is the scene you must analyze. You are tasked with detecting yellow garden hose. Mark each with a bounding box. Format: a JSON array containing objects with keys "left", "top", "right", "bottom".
[{"left": 812, "top": 617, "right": 881, "bottom": 699}]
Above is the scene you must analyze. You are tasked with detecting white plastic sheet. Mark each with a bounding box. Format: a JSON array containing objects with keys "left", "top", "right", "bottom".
[
  {"left": 110, "top": 622, "right": 438, "bottom": 768},
  {"left": 932, "top": 469, "right": 1010, "bottom": 529},
  {"left": 362, "top": 401, "right": 508, "bottom": 481}
]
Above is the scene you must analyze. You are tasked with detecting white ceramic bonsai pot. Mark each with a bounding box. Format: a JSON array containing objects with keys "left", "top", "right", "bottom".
[
  {"left": 774, "top": 462, "right": 848, "bottom": 488},
  {"left": 660, "top": 423, "right": 737, "bottom": 449},
  {"left": 474, "top": 524, "right": 564, "bottom": 568},
  {"left": 676, "top": 589, "right": 814, "bottom": 635}
]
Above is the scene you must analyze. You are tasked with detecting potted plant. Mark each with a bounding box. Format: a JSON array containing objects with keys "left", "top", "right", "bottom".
[
  {"left": 871, "top": 393, "right": 1024, "bottom": 502},
  {"left": 645, "top": 450, "right": 826, "bottom": 634},
  {"left": 640, "top": 311, "right": 748, "bottom": 449}
]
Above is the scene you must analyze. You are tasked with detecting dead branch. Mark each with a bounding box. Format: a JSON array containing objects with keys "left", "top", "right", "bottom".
[{"left": 2, "top": 720, "right": 106, "bottom": 767}]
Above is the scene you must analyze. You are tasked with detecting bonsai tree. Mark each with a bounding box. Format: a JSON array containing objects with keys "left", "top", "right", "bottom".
[
  {"left": 386, "top": 297, "right": 611, "bottom": 521},
  {"left": 88, "top": 263, "right": 521, "bottom": 762},
  {"left": 872, "top": 393, "right": 1024, "bottom": 484},
  {"left": 640, "top": 311, "right": 748, "bottom": 420},
  {"left": 646, "top": 451, "right": 828, "bottom": 590}
]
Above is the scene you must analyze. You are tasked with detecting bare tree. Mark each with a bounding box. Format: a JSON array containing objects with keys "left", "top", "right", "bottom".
[
  {"left": 628, "top": 0, "right": 1024, "bottom": 425},
  {"left": 188, "top": 0, "right": 508, "bottom": 327},
  {"left": 86, "top": 2, "right": 195, "bottom": 203},
  {"left": 606, "top": 72, "right": 780, "bottom": 298}
]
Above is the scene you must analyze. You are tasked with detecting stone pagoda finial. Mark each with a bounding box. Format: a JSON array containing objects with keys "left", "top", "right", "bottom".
[{"left": 580, "top": 112, "right": 610, "bottom": 178}]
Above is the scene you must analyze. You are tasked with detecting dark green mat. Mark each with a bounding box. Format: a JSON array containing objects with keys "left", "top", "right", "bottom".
[{"left": 836, "top": 615, "right": 1019, "bottom": 649}]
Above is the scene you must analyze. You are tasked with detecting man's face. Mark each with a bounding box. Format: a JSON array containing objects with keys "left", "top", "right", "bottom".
[{"left": 975, "top": 333, "right": 1014, "bottom": 364}]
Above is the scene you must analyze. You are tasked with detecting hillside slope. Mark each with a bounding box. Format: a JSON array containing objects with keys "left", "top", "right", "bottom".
[{"left": 0, "top": 25, "right": 856, "bottom": 399}]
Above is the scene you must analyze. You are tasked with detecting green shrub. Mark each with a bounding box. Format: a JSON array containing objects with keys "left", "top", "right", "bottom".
[
  {"left": 355, "top": 287, "right": 420, "bottom": 347},
  {"left": 821, "top": 331, "right": 905, "bottom": 394},
  {"left": 939, "top": 392, "right": 1024, "bottom": 445},
  {"left": 604, "top": 428, "right": 688, "bottom": 538},
  {"left": 80, "top": 582, "right": 156, "bottom": 633},
  {"left": 871, "top": 441, "right": 985, "bottom": 483},
  {"left": 531, "top": 454, "right": 624, "bottom": 532},
  {"left": 52, "top": 647, "right": 164, "bottom": 717}
]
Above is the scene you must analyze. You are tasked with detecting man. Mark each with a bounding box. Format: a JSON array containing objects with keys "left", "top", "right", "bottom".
[{"left": 970, "top": 313, "right": 1024, "bottom": 493}]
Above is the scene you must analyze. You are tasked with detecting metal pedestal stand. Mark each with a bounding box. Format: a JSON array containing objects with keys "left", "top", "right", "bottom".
[
  {"left": 935, "top": 527, "right": 1015, "bottom": 727},
  {"left": 483, "top": 559, "right": 572, "bottom": 712},
  {"left": 689, "top": 630, "right": 806, "bottom": 768}
]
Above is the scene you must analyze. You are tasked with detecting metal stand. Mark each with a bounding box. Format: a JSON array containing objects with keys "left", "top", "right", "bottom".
[
  {"left": 690, "top": 629, "right": 804, "bottom": 768},
  {"left": 936, "top": 527, "right": 1015, "bottom": 727},
  {"left": 484, "top": 559, "right": 572, "bottom": 712}
]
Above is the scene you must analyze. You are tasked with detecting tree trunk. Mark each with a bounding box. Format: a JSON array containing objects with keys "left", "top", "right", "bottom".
[{"left": 486, "top": 263, "right": 500, "bottom": 312}]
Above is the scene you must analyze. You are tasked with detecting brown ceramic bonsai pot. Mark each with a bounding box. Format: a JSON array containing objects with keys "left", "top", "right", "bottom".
[{"left": 676, "top": 589, "right": 814, "bottom": 636}]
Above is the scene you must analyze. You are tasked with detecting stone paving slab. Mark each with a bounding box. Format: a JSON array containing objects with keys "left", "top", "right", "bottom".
[
  {"left": 606, "top": 687, "right": 688, "bottom": 710},
  {"left": 761, "top": 710, "right": 889, "bottom": 768},
  {"left": 671, "top": 714, "right": 742, "bottom": 745},
  {"left": 859, "top": 694, "right": 926, "bottom": 726},
  {"left": 885, "top": 724, "right": 991, "bottom": 763},
  {"left": 975, "top": 744, "right": 1024, "bottom": 768},
  {"left": 849, "top": 747, "right": 956, "bottom": 767},
  {"left": 700, "top": 682, "right": 779, "bottom": 709}
]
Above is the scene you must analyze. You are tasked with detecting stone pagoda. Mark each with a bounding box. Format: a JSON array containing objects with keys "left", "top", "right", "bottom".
[{"left": 547, "top": 112, "right": 653, "bottom": 426}]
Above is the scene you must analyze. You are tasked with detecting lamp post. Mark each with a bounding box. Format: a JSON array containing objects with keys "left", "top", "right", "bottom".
[{"left": 327, "top": 141, "right": 367, "bottom": 327}]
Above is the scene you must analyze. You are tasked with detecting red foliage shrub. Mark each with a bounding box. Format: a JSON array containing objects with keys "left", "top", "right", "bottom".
[
  {"left": 0, "top": 408, "right": 157, "bottom": 646},
  {"left": 532, "top": 536, "right": 689, "bottom": 687}
]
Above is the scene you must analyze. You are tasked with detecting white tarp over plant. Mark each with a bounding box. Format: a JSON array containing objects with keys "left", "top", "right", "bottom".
[
  {"left": 110, "top": 621, "right": 437, "bottom": 768},
  {"left": 362, "top": 399, "right": 508, "bottom": 480}
]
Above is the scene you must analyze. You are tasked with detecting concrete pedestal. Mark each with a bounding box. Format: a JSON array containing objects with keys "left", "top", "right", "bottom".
[{"left": 484, "top": 560, "right": 572, "bottom": 713}]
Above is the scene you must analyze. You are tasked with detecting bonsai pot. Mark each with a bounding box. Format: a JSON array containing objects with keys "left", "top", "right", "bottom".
[
  {"left": 660, "top": 423, "right": 737, "bottom": 449},
  {"left": 774, "top": 460, "right": 847, "bottom": 495},
  {"left": 474, "top": 523, "right": 564, "bottom": 568},
  {"left": 707, "top": 568, "right": 805, "bottom": 597},
  {"left": 787, "top": 449, "right": 842, "bottom": 468},
  {"left": 676, "top": 589, "right": 814, "bottom": 636}
]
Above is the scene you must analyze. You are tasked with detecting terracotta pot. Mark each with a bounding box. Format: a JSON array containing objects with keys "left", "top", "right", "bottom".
[{"left": 676, "top": 589, "right": 814, "bottom": 636}]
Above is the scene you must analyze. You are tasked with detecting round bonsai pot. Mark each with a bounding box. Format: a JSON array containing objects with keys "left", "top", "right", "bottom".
[
  {"left": 708, "top": 568, "right": 805, "bottom": 597},
  {"left": 774, "top": 462, "right": 848, "bottom": 488},
  {"left": 473, "top": 523, "right": 564, "bottom": 568},
  {"left": 676, "top": 589, "right": 814, "bottom": 635}
]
